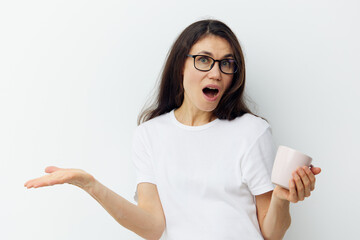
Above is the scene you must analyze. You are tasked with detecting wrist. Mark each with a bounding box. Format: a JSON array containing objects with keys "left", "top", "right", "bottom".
[
  {"left": 273, "top": 186, "right": 291, "bottom": 206},
  {"left": 82, "top": 174, "right": 97, "bottom": 194}
]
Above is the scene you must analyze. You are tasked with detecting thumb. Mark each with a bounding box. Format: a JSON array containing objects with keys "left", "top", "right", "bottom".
[
  {"left": 45, "top": 166, "right": 61, "bottom": 173},
  {"left": 310, "top": 166, "right": 322, "bottom": 175}
]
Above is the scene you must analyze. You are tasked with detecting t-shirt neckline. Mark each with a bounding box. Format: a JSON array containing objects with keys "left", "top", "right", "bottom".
[{"left": 169, "top": 109, "right": 220, "bottom": 131}]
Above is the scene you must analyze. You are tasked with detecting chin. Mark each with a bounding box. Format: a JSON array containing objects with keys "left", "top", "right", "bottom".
[{"left": 199, "top": 103, "right": 218, "bottom": 112}]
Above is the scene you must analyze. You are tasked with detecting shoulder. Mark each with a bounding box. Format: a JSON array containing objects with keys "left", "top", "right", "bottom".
[
  {"left": 134, "top": 111, "right": 172, "bottom": 135},
  {"left": 221, "top": 113, "right": 271, "bottom": 137},
  {"left": 236, "top": 113, "right": 270, "bottom": 129}
]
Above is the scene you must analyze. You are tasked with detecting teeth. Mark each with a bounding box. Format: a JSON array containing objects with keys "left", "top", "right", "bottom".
[{"left": 208, "top": 87, "right": 216, "bottom": 90}]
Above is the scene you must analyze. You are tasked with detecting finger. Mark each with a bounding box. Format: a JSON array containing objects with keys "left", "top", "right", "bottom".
[
  {"left": 25, "top": 174, "right": 65, "bottom": 188},
  {"left": 310, "top": 166, "right": 322, "bottom": 175},
  {"left": 24, "top": 180, "right": 39, "bottom": 188},
  {"left": 293, "top": 170, "right": 305, "bottom": 201},
  {"left": 298, "top": 167, "right": 311, "bottom": 197},
  {"left": 31, "top": 178, "right": 59, "bottom": 188},
  {"left": 25, "top": 177, "right": 49, "bottom": 188},
  {"left": 24, "top": 177, "right": 41, "bottom": 188},
  {"left": 24, "top": 179, "right": 32, "bottom": 187},
  {"left": 289, "top": 179, "right": 298, "bottom": 203},
  {"left": 303, "top": 166, "right": 316, "bottom": 191},
  {"left": 25, "top": 167, "right": 60, "bottom": 188},
  {"left": 45, "top": 166, "right": 61, "bottom": 173}
]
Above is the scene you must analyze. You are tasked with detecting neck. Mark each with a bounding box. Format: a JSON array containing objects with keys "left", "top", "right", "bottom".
[{"left": 174, "top": 103, "right": 216, "bottom": 126}]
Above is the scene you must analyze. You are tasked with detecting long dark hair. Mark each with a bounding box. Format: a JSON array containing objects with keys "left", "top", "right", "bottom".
[{"left": 138, "top": 19, "right": 261, "bottom": 125}]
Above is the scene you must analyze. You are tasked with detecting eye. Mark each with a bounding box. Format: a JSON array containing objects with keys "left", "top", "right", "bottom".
[
  {"left": 221, "top": 59, "right": 232, "bottom": 67},
  {"left": 197, "top": 56, "right": 210, "bottom": 64}
]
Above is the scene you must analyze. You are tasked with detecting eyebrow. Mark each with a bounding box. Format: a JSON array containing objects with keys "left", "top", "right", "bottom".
[{"left": 197, "top": 51, "right": 234, "bottom": 58}]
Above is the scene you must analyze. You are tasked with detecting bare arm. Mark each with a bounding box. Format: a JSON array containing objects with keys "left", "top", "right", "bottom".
[
  {"left": 25, "top": 166, "right": 165, "bottom": 240},
  {"left": 256, "top": 191, "right": 291, "bottom": 240},
  {"left": 256, "top": 165, "right": 321, "bottom": 240},
  {"left": 86, "top": 180, "right": 165, "bottom": 240}
]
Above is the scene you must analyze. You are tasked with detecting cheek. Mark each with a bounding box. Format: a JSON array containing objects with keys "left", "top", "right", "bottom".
[
  {"left": 183, "top": 69, "right": 203, "bottom": 91},
  {"left": 183, "top": 76, "right": 198, "bottom": 97},
  {"left": 224, "top": 77, "right": 233, "bottom": 90}
]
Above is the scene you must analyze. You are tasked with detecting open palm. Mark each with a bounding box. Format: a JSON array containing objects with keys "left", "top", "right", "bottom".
[{"left": 24, "top": 166, "right": 94, "bottom": 190}]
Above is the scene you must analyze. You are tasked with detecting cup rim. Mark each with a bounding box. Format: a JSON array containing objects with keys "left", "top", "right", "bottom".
[{"left": 278, "top": 145, "right": 312, "bottom": 159}]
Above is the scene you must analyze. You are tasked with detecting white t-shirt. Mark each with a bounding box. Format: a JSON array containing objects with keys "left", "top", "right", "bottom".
[{"left": 132, "top": 109, "right": 277, "bottom": 240}]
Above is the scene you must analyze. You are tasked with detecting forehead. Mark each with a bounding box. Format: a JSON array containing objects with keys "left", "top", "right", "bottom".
[{"left": 189, "top": 35, "right": 233, "bottom": 56}]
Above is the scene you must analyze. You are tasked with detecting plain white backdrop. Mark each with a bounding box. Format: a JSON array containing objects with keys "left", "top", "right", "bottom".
[{"left": 1, "top": 0, "right": 359, "bottom": 239}]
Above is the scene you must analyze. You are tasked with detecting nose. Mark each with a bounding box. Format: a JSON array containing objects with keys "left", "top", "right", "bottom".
[{"left": 208, "top": 61, "right": 221, "bottom": 81}]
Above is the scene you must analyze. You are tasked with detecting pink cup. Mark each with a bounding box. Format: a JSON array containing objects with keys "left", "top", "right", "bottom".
[{"left": 271, "top": 145, "right": 312, "bottom": 190}]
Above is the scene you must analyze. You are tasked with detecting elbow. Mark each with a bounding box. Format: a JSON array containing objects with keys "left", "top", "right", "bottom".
[
  {"left": 153, "top": 227, "right": 165, "bottom": 240},
  {"left": 287, "top": 216, "right": 292, "bottom": 229},
  {"left": 284, "top": 215, "right": 291, "bottom": 231},
  {"left": 146, "top": 223, "right": 165, "bottom": 240},
  {"left": 147, "top": 231, "right": 164, "bottom": 240},
  {"left": 155, "top": 222, "right": 166, "bottom": 240},
  {"left": 262, "top": 217, "right": 291, "bottom": 240}
]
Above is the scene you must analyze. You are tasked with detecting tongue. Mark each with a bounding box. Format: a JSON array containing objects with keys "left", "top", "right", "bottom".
[{"left": 203, "top": 88, "right": 218, "bottom": 98}]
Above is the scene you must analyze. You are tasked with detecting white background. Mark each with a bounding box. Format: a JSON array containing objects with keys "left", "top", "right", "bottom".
[{"left": 1, "top": 0, "right": 359, "bottom": 239}]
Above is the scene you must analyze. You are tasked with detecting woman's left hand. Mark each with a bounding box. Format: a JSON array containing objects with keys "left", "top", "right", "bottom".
[{"left": 273, "top": 165, "right": 322, "bottom": 203}]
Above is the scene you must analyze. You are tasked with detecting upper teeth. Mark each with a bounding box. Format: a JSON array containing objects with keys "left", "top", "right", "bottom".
[{"left": 208, "top": 87, "right": 216, "bottom": 90}]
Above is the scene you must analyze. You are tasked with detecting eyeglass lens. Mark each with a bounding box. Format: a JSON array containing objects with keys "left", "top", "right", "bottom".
[{"left": 194, "top": 55, "right": 237, "bottom": 74}]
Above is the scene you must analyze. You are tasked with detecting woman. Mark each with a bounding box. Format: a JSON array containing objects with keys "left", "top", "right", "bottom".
[{"left": 25, "top": 19, "right": 321, "bottom": 240}]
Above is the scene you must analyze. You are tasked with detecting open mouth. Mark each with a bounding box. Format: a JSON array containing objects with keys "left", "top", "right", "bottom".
[{"left": 202, "top": 87, "right": 219, "bottom": 98}]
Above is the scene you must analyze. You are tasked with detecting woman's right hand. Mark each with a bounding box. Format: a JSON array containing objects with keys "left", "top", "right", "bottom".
[{"left": 24, "top": 166, "right": 95, "bottom": 191}]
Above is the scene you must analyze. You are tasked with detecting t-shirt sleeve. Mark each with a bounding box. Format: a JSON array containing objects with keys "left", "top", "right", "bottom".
[
  {"left": 241, "top": 126, "right": 277, "bottom": 196},
  {"left": 132, "top": 125, "right": 156, "bottom": 202}
]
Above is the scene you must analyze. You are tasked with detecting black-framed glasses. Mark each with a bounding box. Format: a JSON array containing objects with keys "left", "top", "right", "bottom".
[{"left": 187, "top": 54, "right": 238, "bottom": 74}]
